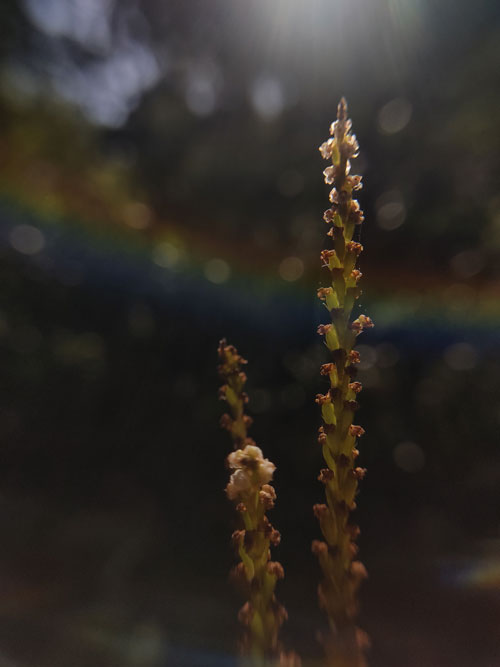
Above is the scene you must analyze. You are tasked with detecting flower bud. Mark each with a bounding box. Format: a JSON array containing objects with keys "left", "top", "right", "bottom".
[
  {"left": 320, "top": 249, "right": 341, "bottom": 270},
  {"left": 317, "top": 286, "right": 340, "bottom": 310},
  {"left": 349, "top": 424, "right": 365, "bottom": 438},
  {"left": 350, "top": 315, "right": 374, "bottom": 335},
  {"left": 267, "top": 561, "right": 285, "bottom": 579},
  {"left": 318, "top": 468, "right": 335, "bottom": 483}
]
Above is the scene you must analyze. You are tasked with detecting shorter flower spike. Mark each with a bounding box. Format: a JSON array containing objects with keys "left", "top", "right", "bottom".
[{"left": 218, "top": 340, "right": 300, "bottom": 665}]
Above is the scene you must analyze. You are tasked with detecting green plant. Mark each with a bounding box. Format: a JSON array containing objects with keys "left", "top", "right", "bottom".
[
  {"left": 218, "top": 340, "right": 298, "bottom": 666},
  {"left": 218, "top": 98, "right": 371, "bottom": 667}
]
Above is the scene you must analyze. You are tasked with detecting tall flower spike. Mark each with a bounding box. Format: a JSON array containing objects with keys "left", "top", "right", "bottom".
[
  {"left": 218, "top": 340, "right": 299, "bottom": 665},
  {"left": 314, "top": 99, "right": 372, "bottom": 667}
]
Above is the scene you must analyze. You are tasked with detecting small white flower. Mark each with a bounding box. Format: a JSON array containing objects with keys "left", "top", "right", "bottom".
[
  {"left": 243, "top": 444, "right": 264, "bottom": 460},
  {"left": 319, "top": 138, "right": 335, "bottom": 159},
  {"left": 226, "top": 469, "right": 252, "bottom": 499},
  {"left": 227, "top": 445, "right": 264, "bottom": 469},
  {"left": 257, "top": 459, "right": 276, "bottom": 484},
  {"left": 344, "top": 134, "right": 359, "bottom": 158},
  {"left": 261, "top": 484, "right": 276, "bottom": 500},
  {"left": 323, "top": 166, "right": 335, "bottom": 185},
  {"left": 227, "top": 449, "right": 243, "bottom": 469},
  {"left": 226, "top": 443, "right": 276, "bottom": 496}
]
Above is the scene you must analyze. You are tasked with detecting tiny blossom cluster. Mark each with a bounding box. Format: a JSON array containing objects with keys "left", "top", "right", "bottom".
[
  {"left": 226, "top": 444, "right": 276, "bottom": 500},
  {"left": 319, "top": 119, "right": 359, "bottom": 163},
  {"left": 350, "top": 314, "right": 374, "bottom": 335}
]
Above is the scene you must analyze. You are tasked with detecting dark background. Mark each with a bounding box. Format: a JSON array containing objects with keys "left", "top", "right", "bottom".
[{"left": 0, "top": 1, "right": 499, "bottom": 665}]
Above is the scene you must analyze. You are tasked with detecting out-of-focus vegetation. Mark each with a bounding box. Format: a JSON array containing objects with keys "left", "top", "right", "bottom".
[{"left": 0, "top": 1, "right": 499, "bottom": 666}]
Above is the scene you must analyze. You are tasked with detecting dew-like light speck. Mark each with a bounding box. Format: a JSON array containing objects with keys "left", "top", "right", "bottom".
[
  {"left": 9, "top": 224, "right": 45, "bottom": 255},
  {"left": 205, "top": 258, "right": 231, "bottom": 284},
  {"left": 279, "top": 256, "right": 304, "bottom": 282}
]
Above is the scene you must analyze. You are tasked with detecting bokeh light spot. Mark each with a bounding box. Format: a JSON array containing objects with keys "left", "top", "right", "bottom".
[
  {"left": 204, "top": 258, "right": 231, "bottom": 284},
  {"left": 450, "top": 249, "right": 484, "bottom": 279},
  {"left": 123, "top": 202, "right": 152, "bottom": 230},
  {"left": 23, "top": 0, "right": 161, "bottom": 127},
  {"left": 250, "top": 75, "right": 285, "bottom": 120},
  {"left": 23, "top": 0, "right": 114, "bottom": 50},
  {"left": 185, "top": 60, "right": 220, "bottom": 116},
  {"left": 356, "top": 344, "right": 377, "bottom": 370},
  {"left": 394, "top": 441, "right": 425, "bottom": 473},
  {"left": 279, "top": 256, "right": 304, "bottom": 282},
  {"left": 186, "top": 79, "right": 216, "bottom": 116},
  {"left": 152, "top": 242, "right": 182, "bottom": 269},
  {"left": 9, "top": 224, "right": 45, "bottom": 255},
  {"left": 444, "top": 342, "right": 478, "bottom": 370},
  {"left": 376, "top": 190, "right": 406, "bottom": 230},
  {"left": 378, "top": 98, "right": 412, "bottom": 134}
]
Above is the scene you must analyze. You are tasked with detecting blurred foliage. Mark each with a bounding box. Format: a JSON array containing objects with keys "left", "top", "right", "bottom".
[{"left": 0, "top": 1, "right": 499, "bottom": 666}]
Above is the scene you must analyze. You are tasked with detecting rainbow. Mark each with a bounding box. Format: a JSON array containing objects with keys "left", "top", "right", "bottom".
[{"left": 0, "top": 118, "right": 498, "bottom": 348}]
